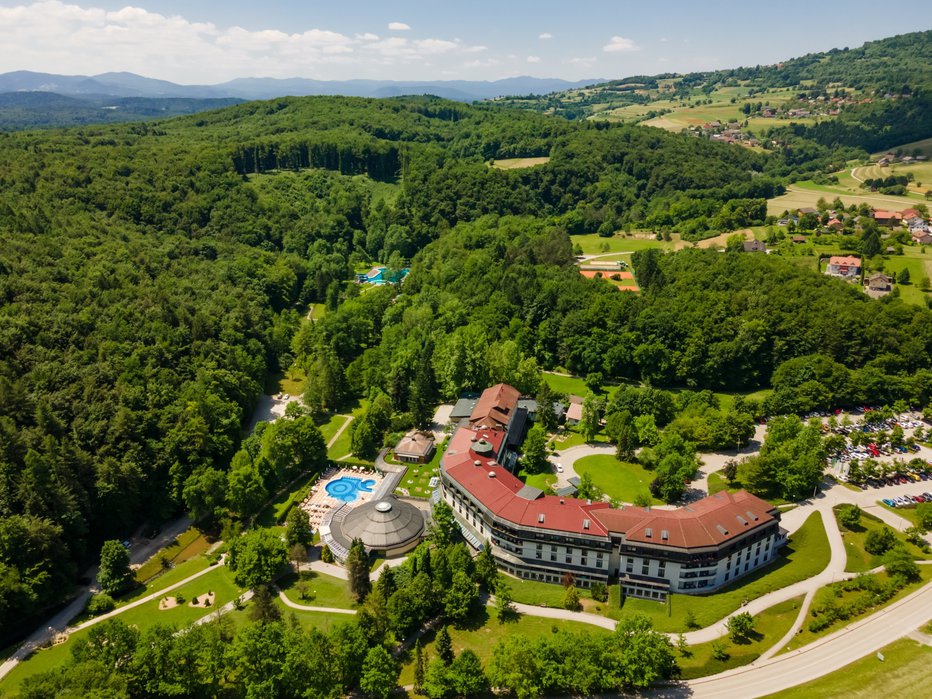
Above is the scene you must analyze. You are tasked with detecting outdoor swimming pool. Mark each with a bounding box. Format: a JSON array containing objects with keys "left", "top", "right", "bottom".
[{"left": 325, "top": 476, "right": 376, "bottom": 503}]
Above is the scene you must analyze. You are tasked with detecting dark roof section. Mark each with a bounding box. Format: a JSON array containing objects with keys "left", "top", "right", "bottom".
[
  {"left": 516, "top": 485, "right": 544, "bottom": 501},
  {"left": 332, "top": 496, "right": 425, "bottom": 552}
]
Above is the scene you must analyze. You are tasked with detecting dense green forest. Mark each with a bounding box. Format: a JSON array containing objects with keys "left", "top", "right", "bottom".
[
  {"left": 0, "top": 93, "right": 244, "bottom": 131},
  {"left": 0, "top": 59, "right": 929, "bottom": 642}
]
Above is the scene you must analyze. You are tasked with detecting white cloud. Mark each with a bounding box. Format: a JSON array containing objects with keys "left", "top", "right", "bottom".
[
  {"left": 387, "top": 21, "right": 411, "bottom": 31},
  {"left": 603, "top": 35, "right": 640, "bottom": 53},
  {"left": 0, "top": 1, "right": 563, "bottom": 82},
  {"left": 538, "top": 32, "right": 552, "bottom": 40},
  {"left": 414, "top": 38, "right": 458, "bottom": 54},
  {"left": 569, "top": 56, "right": 596, "bottom": 66}
]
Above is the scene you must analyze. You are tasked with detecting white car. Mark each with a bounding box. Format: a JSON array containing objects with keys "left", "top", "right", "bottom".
[{"left": 556, "top": 464, "right": 564, "bottom": 473}]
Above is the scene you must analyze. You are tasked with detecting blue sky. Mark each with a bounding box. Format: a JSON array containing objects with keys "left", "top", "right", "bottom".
[{"left": 0, "top": 0, "right": 928, "bottom": 83}]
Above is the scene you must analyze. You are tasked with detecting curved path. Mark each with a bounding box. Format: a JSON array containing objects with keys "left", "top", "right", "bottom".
[{"left": 278, "top": 590, "right": 356, "bottom": 616}]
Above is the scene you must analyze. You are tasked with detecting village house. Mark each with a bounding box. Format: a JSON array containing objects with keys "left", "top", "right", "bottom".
[
  {"left": 825, "top": 255, "right": 861, "bottom": 280},
  {"left": 873, "top": 210, "right": 903, "bottom": 227},
  {"left": 742, "top": 239, "right": 767, "bottom": 253},
  {"left": 864, "top": 272, "right": 893, "bottom": 299}
]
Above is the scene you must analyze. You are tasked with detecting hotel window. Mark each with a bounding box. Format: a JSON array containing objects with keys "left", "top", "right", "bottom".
[
  {"left": 658, "top": 561, "right": 666, "bottom": 577},
  {"left": 641, "top": 561, "right": 650, "bottom": 576},
  {"left": 581, "top": 554, "right": 588, "bottom": 566},
  {"left": 551, "top": 552, "right": 557, "bottom": 562},
  {"left": 625, "top": 559, "right": 634, "bottom": 574}
]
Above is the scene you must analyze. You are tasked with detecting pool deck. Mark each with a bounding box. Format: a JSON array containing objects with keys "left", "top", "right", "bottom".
[{"left": 300, "top": 467, "right": 383, "bottom": 530}]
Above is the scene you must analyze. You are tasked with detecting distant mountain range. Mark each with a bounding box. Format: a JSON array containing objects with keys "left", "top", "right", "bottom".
[{"left": 0, "top": 70, "right": 602, "bottom": 102}]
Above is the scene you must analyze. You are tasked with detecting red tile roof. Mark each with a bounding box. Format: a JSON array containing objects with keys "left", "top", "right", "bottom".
[
  {"left": 828, "top": 255, "right": 861, "bottom": 267},
  {"left": 873, "top": 210, "right": 901, "bottom": 220},
  {"left": 443, "top": 423, "right": 777, "bottom": 547},
  {"left": 592, "top": 490, "right": 776, "bottom": 548},
  {"left": 443, "top": 427, "right": 610, "bottom": 536},
  {"left": 469, "top": 383, "right": 521, "bottom": 430}
]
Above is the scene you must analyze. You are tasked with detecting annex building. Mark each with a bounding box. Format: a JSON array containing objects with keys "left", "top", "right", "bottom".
[{"left": 440, "top": 384, "right": 787, "bottom": 601}]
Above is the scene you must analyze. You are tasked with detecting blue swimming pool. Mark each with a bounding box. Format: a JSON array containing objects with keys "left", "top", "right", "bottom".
[{"left": 325, "top": 476, "right": 376, "bottom": 503}]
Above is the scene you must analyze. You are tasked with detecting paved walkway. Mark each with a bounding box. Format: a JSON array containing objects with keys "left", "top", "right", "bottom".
[
  {"left": 326, "top": 414, "right": 354, "bottom": 449},
  {"left": 278, "top": 590, "right": 356, "bottom": 616}
]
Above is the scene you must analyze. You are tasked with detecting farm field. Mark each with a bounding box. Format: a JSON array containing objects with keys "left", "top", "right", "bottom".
[
  {"left": 852, "top": 161, "right": 932, "bottom": 196},
  {"left": 490, "top": 156, "right": 550, "bottom": 169},
  {"left": 767, "top": 181, "right": 923, "bottom": 216},
  {"left": 873, "top": 137, "right": 932, "bottom": 159}
]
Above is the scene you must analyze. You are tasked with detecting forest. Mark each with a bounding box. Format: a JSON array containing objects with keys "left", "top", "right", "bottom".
[{"left": 0, "top": 72, "right": 930, "bottom": 642}]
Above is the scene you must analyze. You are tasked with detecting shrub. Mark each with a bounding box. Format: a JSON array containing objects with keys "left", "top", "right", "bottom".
[
  {"left": 86, "top": 593, "right": 115, "bottom": 616},
  {"left": 865, "top": 527, "right": 895, "bottom": 555},
  {"left": 590, "top": 581, "right": 608, "bottom": 602},
  {"left": 563, "top": 585, "right": 581, "bottom": 611},
  {"left": 711, "top": 640, "right": 730, "bottom": 661},
  {"left": 174, "top": 594, "right": 185, "bottom": 605}
]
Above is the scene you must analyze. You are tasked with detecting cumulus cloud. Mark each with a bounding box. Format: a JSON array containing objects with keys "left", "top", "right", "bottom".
[
  {"left": 0, "top": 2, "right": 505, "bottom": 81},
  {"left": 603, "top": 35, "right": 640, "bottom": 52},
  {"left": 538, "top": 32, "right": 552, "bottom": 40},
  {"left": 527, "top": 55, "right": 541, "bottom": 63}
]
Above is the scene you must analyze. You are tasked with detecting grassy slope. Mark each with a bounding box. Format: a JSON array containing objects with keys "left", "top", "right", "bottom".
[
  {"left": 836, "top": 506, "right": 931, "bottom": 573},
  {"left": 763, "top": 638, "right": 932, "bottom": 699},
  {"left": 678, "top": 596, "right": 804, "bottom": 679},
  {"left": 1, "top": 566, "right": 240, "bottom": 695},
  {"left": 278, "top": 570, "right": 355, "bottom": 609}
]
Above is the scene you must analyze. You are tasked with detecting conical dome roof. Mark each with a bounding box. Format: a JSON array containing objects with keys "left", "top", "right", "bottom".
[{"left": 335, "top": 495, "right": 425, "bottom": 551}]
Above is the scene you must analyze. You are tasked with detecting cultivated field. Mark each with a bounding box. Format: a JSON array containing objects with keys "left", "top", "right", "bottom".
[
  {"left": 873, "top": 137, "right": 932, "bottom": 159},
  {"left": 767, "top": 181, "right": 923, "bottom": 216},
  {"left": 490, "top": 157, "right": 550, "bottom": 169}
]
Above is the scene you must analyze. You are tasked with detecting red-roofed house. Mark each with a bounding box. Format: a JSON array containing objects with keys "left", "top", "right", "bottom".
[
  {"left": 440, "top": 412, "right": 785, "bottom": 599},
  {"left": 825, "top": 255, "right": 861, "bottom": 280},
  {"left": 902, "top": 209, "right": 921, "bottom": 221},
  {"left": 873, "top": 210, "right": 902, "bottom": 227},
  {"left": 470, "top": 383, "right": 520, "bottom": 431}
]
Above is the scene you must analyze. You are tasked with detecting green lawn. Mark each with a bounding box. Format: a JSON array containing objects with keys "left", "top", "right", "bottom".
[
  {"left": 1, "top": 566, "right": 241, "bottom": 695},
  {"left": 318, "top": 413, "right": 350, "bottom": 445},
  {"left": 506, "top": 576, "right": 576, "bottom": 607},
  {"left": 877, "top": 501, "right": 922, "bottom": 527},
  {"left": 397, "top": 607, "right": 612, "bottom": 686},
  {"left": 618, "top": 511, "right": 830, "bottom": 633},
  {"left": 134, "top": 527, "right": 211, "bottom": 583},
  {"left": 569, "top": 232, "right": 675, "bottom": 256},
  {"left": 764, "top": 638, "right": 932, "bottom": 699},
  {"left": 678, "top": 597, "right": 804, "bottom": 679},
  {"left": 542, "top": 372, "right": 590, "bottom": 397},
  {"left": 552, "top": 427, "right": 610, "bottom": 450},
  {"left": 708, "top": 472, "right": 733, "bottom": 495},
  {"left": 522, "top": 471, "right": 557, "bottom": 492},
  {"left": 780, "top": 567, "right": 932, "bottom": 654},
  {"left": 835, "top": 506, "right": 931, "bottom": 573},
  {"left": 327, "top": 399, "right": 370, "bottom": 460},
  {"left": 394, "top": 438, "right": 446, "bottom": 499},
  {"left": 278, "top": 570, "right": 354, "bottom": 609},
  {"left": 573, "top": 454, "right": 662, "bottom": 505}
]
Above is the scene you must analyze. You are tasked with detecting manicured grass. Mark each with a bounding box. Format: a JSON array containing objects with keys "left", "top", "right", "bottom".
[
  {"left": 1, "top": 566, "right": 241, "bottom": 695},
  {"left": 877, "top": 501, "right": 922, "bottom": 527},
  {"left": 396, "top": 607, "right": 611, "bottom": 686},
  {"left": 117, "top": 555, "right": 215, "bottom": 608},
  {"left": 763, "top": 638, "right": 932, "bottom": 699},
  {"left": 573, "top": 454, "right": 662, "bottom": 505},
  {"left": 542, "top": 372, "right": 591, "bottom": 397},
  {"left": 506, "top": 576, "right": 572, "bottom": 607},
  {"left": 490, "top": 157, "right": 550, "bottom": 169},
  {"left": 522, "top": 471, "right": 556, "bottom": 492},
  {"left": 274, "top": 600, "right": 355, "bottom": 632},
  {"left": 278, "top": 570, "right": 354, "bottom": 609},
  {"left": 678, "top": 596, "right": 804, "bottom": 679},
  {"left": 835, "top": 506, "right": 931, "bottom": 573},
  {"left": 256, "top": 467, "right": 327, "bottom": 527},
  {"left": 134, "top": 527, "right": 211, "bottom": 583},
  {"left": 394, "top": 438, "right": 446, "bottom": 499},
  {"left": 618, "top": 511, "right": 830, "bottom": 633},
  {"left": 708, "top": 472, "right": 733, "bottom": 495},
  {"left": 570, "top": 232, "right": 675, "bottom": 256},
  {"left": 318, "top": 413, "right": 350, "bottom": 445},
  {"left": 327, "top": 399, "right": 370, "bottom": 460},
  {"left": 552, "top": 427, "right": 609, "bottom": 450},
  {"left": 780, "top": 567, "right": 932, "bottom": 654}
]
